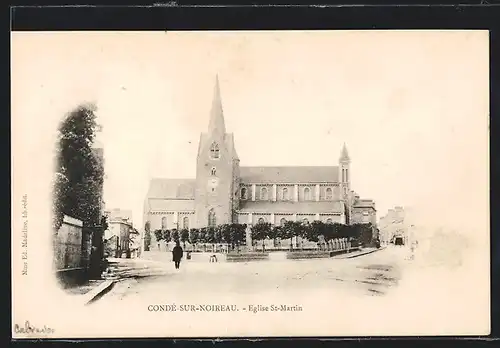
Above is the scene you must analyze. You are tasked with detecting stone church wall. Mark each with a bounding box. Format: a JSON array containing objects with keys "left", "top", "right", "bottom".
[
  {"left": 276, "top": 184, "right": 295, "bottom": 201},
  {"left": 254, "top": 184, "right": 273, "bottom": 201}
]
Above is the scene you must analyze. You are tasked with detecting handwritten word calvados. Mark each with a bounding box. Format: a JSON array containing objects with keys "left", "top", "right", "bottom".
[{"left": 14, "top": 321, "right": 55, "bottom": 335}]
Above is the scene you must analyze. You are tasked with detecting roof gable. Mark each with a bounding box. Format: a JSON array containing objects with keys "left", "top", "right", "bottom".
[
  {"left": 146, "top": 178, "right": 195, "bottom": 199},
  {"left": 148, "top": 199, "right": 195, "bottom": 212},
  {"left": 239, "top": 166, "right": 339, "bottom": 184}
]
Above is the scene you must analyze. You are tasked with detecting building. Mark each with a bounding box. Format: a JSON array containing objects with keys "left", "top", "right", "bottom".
[
  {"left": 106, "top": 208, "right": 133, "bottom": 223},
  {"left": 143, "top": 76, "right": 376, "bottom": 246},
  {"left": 379, "top": 206, "right": 407, "bottom": 245},
  {"left": 104, "top": 209, "right": 140, "bottom": 258}
]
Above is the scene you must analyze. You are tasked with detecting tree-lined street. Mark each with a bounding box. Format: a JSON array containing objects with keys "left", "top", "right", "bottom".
[{"left": 90, "top": 246, "right": 410, "bottom": 311}]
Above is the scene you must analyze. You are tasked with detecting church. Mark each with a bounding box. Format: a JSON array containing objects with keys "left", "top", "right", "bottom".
[{"left": 143, "top": 77, "right": 377, "bottom": 240}]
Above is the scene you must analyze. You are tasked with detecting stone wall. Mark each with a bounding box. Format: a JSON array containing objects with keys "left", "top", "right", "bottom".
[{"left": 53, "top": 215, "right": 84, "bottom": 271}]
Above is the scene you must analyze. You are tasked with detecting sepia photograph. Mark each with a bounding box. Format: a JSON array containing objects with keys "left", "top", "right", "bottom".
[{"left": 11, "top": 30, "right": 490, "bottom": 338}]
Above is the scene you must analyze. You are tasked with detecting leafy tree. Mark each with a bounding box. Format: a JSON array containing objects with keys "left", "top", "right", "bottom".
[
  {"left": 214, "top": 226, "right": 223, "bottom": 250},
  {"left": 323, "top": 222, "right": 339, "bottom": 250},
  {"left": 198, "top": 228, "right": 208, "bottom": 251},
  {"left": 206, "top": 227, "right": 217, "bottom": 252},
  {"left": 52, "top": 103, "right": 105, "bottom": 278},
  {"left": 229, "top": 223, "right": 246, "bottom": 253},
  {"left": 219, "top": 224, "right": 232, "bottom": 250},
  {"left": 101, "top": 215, "right": 109, "bottom": 233},
  {"left": 339, "top": 224, "right": 352, "bottom": 240},
  {"left": 219, "top": 223, "right": 247, "bottom": 253},
  {"left": 144, "top": 221, "right": 151, "bottom": 251},
  {"left": 171, "top": 229, "right": 179, "bottom": 243},
  {"left": 52, "top": 171, "right": 69, "bottom": 232},
  {"left": 282, "top": 221, "right": 302, "bottom": 251},
  {"left": 251, "top": 222, "right": 272, "bottom": 251},
  {"left": 374, "top": 232, "right": 381, "bottom": 249},
  {"left": 359, "top": 223, "right": 373, "bottom": 247},
  {"left": 268, "top": 225, "right": 283, "bottom": 249},
  {"left": 180, "top": 229, "right": 189, "bottom": 249},
  {"left": 331, "top": 222, "right": 342, "bottom": 239},
  {"left": 154, "top": 229, "right": 163, "bottom": 242},
  {"left": 307, "top": 221, "right": 323, "bottom": 249},
  {"left": 189, "top": 228, "right": 200, "bottom": 251},
  {"left": 159, "top": 229, "right": 170, "bottom": 251},
  {"left": 228, "top": 224, "right": 237, "bottom": 251}
]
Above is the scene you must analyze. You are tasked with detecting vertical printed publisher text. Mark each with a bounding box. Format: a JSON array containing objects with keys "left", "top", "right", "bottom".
[{"left": 21, "top": 194, "right": 28, "bottom": 275}]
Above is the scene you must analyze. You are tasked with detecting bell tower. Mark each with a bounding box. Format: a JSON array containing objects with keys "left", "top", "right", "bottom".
[
  {"left": 194, "top": 75, "right": 240, "bottom": 228},
  {"left": 339, "top": 143, "right": 351, "bottom": 224}
]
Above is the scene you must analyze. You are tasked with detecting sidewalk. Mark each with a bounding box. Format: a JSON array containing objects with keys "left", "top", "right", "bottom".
[
  {"left": 65, "top": 279, "right": 116, "bottom": 306},
  {"left": 65, "top": 257, "right": 169, "bottom": 305},
  {"left": 331, "top": 246, "right": 385, "bottom": 259},
  {"left": 105, "top": 257, "right": 170, "bottom": 278}
]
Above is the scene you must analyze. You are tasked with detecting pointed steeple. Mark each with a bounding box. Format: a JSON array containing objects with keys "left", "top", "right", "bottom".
[
  {"left": 340, "top": 143, "right": 350, "bottom": 162},
  {"left": 208, "top": 74, "right": 226, "bottom": 135}
]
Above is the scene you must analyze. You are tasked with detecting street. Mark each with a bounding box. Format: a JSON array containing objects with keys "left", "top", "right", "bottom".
[
  {"left": 106, "top": 248, "right": 403, "bottom": 301},
  {"left": 91, "top": 247, "right": 406, "bottom": 313},
  {"left": 83, "top": 245, "right": 487, "bottom": 337},
  {"left": 98, "top": 247, "right": 405, "bottom": 302}
]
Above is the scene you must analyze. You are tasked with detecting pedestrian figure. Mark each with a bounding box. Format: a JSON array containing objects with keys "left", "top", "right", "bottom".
[{"left": 172, "top": 241, "right": 184, "bottom": 269}]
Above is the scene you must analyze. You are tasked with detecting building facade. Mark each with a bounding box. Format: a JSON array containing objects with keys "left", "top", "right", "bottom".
[
  {"left": 379, "top": 206, "right": 406, "bottom": 245},
  {"left": 104, "top": 209, "right": 140, "bottom": 258},
  {"left": 143, "top": 77, "right": 376, "bottom": 244}
]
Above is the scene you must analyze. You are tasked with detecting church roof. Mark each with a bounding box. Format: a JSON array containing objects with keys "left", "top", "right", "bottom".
[
  {"left": 340, "top": 143, "right": 350, "bottom": 161},
  {"left": 146, "top": 178, "right": 195, "bottom": 199},
  {"left": 148, "top": 198, "right": 195, "bottom": 212},
  {"left": 238, "top": 200, "right": 343, "bottom": 214},
  {"left": 239, "top": 166, "right": 339, "bottom": 184},
  {"left": 208, "top": 75, "right": 226, "bottom": 135}
]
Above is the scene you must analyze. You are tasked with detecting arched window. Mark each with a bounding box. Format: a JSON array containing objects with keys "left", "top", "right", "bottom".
[
  {"left": 210, "top": 167, "right": 217, "bottom": 176},
  {"left": 346, "top": 169, "right": 349, "bottom": 182},
  {"left": 260, "top": 187, "right": 268, "bottom": 200},
  {"left": 258, "top": 217, "right": 265, "bottom": 224},
  {"left": 326, "top": 218, "right": 333, "bottom": 224},
  {"left": 210, "top": 142, "right": 220, "bottom": 159},
  {"left": 208, "top": 209, "right": 216, "bottom": 227},
  {"left": 304, "top": 187, "right": 311, "bottom": 201},
  {"left": 282, "top": 187, "right": 289, "bottom": 201},
  {"left": 280, "top": 218, "right": 286, "bottom": 226},
  {"left": 161, "top": 216, "right": 167, "bottom": 229},
  {"left": 183, "top": 216, "right": 189, "bottom": 230},
  {"left": 241, "top": 187, "right": 247, "bottom": 199},
  {"left": 303, "top": 218, "right": 309, "bottom": 225},
  {"left": 342, "top": 169, "right": 345, "bottom": 182},
  {"left": 325, "top": 187, "right": 333, "bottom": 200}
]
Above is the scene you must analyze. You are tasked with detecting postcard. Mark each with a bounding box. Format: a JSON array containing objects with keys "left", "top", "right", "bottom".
[{"left": 11, "top": 30, "right": 490, "bottom": 338}]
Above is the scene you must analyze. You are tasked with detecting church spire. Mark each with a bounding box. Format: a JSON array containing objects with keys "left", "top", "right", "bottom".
[
  {"left": 208, "top": 74, "right": 226, "bottom": 135},
  {"left": 340, "top": 142, "right": 350, "bottom": 162}
]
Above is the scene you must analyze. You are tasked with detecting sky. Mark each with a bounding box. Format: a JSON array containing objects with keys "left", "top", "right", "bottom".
[{"left": 12, "top": 30, "right": 489, "bottom": 236}]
